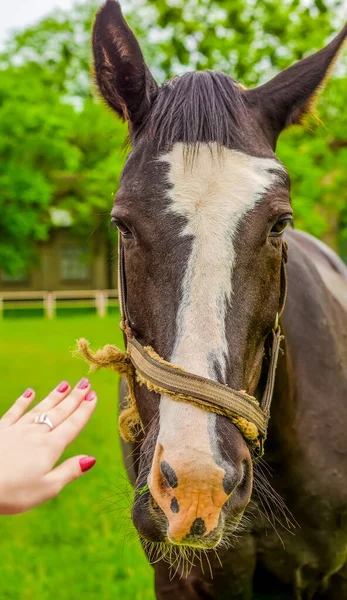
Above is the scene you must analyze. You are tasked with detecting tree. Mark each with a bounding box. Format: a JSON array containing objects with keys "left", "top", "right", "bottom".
[
  {"left": 0, "top": 64, "right": 73, "bottom": 274},
  {"left": 144, "top": 0, "right": 339, "bottom": 83},
  {"left": 277, "top": 78, "right": 347, "bottom": 252},
  {"left": 144, "top": 0, "right": 347, "bottom": 254},
  {"left": 0, "top": 0, "right": 346, "bottom": 276},
  {"left": 0, "top": 60, "right": 126, "bottom": 275}
]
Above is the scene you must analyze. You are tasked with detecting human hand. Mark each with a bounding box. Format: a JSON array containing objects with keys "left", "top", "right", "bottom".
[{"left": 0, "top": 379, "right": 97, "bottom": 515}]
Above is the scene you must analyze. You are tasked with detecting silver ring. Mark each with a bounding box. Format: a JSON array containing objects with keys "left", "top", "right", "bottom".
[{"left": 34, "top": 413, "right": 54, "bottom": 431}]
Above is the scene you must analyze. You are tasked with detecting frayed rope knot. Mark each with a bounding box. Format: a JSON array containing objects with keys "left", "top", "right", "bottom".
[
  {"left": 75, "top": 338, "right": 130, "bottom": 374},
  {"left": 74, "top": 338, "right": 143, "bottom": 442}
]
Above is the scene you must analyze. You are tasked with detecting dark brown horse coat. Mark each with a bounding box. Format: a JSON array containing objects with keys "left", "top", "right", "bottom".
[
  {"left": 121, "top": 229, "right": 347, "bottom": 599},
  {"left": 91, "top": 2, "right": 347, "bottom": 598}
]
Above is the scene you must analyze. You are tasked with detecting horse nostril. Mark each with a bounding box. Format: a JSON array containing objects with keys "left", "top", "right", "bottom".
[
  {"left": 190, "top": 517, "right": 206, "bottom": 537},
  {"left": 170, "top": 497, "right": 180, "bottom": 513},
  {"left": 160, "top": 461, "right": 178, "bottom": 488}
]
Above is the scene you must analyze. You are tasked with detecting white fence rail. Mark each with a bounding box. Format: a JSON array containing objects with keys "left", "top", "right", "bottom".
[{"left": 0, "top": 290, "right": 119, "bottom": 318}]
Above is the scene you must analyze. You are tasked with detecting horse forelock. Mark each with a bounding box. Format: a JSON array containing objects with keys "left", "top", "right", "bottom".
[{"left": 138, "top": 71, "right": 249, "bottom": 153}]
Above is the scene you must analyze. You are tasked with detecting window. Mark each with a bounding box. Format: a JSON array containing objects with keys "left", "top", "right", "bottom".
[{"left": 60, "top": 247, "right": 89, "bottom": 281}]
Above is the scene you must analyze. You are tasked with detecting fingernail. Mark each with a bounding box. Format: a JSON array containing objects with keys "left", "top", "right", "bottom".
[
  {"left": 77, "top": 377, "right": 89, "bottom": 390},
  {"left": 84, "top": 391, "right": 96, "bottom": 402},
  {"left": 57, "top": 381, "right": 69, "bottom": 393},
  {"left": 79, "top": 457, "right": 96, "bottom": 473},
  {"left": 23, "top": 388, "right": 34, "bottom": 398}
]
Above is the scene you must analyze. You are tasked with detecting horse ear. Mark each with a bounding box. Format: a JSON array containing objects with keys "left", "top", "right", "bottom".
[
  {"left": 245, "top": 23, "right": 347, "bottom": 149},
  {"left": 92, "top": 0, "right": 158, "bottom": 126}
]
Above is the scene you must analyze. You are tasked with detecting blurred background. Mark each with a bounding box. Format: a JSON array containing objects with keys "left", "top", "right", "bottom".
[{"left": 0, "top": 0, "right": 346, "bottom": 598}]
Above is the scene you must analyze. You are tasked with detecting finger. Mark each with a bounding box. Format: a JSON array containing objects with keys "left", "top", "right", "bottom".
[
  {"left": 0, "top": 389, "right": 36, "bottom": 428},
  {"left": 51, "top": 390, "right": 97, "bottom": 449},
  {"left": 45, "top": 455, "right": 96, "bottom": 495},
  {"left": 22, "top": 381, "right": 71, "bottom": 424},
  {"left": 43, "top": 379, "right": 91, "bottom": 429}
]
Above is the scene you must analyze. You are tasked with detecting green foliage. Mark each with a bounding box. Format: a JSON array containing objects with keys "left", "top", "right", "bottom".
[
  {"left": 144, "top": 0, "right": 346, "bottom": 253},
  {"left": 0, "top": 62, "right": 125, "bottom": 274},
  {"left": 0, "top": 0, "right": 346, "bottom": 275},
  {"left": 0, "top": 313, "right": 155, "bottom": 600},
  {"left": 0, "top": 64, "right": 73, "bottom": 274},
  {"left": 277, "top": 76, "right": 347, "bottom": 248},
  {"left": 0, "top": 0, "right": 99, "bottom": 98},
  {"left": 141, "top": 0, "right": 337, "bottom": 82}
]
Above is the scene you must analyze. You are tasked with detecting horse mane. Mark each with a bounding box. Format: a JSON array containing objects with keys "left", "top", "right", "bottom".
[{"left": 141, "top": 70, "right": 248, "bottom": 154}]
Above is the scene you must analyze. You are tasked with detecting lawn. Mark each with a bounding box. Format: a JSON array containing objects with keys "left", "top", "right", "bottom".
[{"left": 0, "top": 312, "right": 155, "bottom": 600}]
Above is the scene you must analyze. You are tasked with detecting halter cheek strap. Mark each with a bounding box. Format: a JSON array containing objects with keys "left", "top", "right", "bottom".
[{"left": 114, "top": 234, "right": 287, "bottom": 458}]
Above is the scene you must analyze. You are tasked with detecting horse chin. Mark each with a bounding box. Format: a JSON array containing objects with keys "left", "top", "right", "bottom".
[
  {"left": 167, "top": 511, "right": 244, "bottom": 551},
  {"left": 167, "top": 532, "right": 223, "bottom": 550}
]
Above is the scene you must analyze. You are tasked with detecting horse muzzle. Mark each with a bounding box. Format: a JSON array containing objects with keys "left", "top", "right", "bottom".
[{"left": 132, "top": 433, "right": 253, "bottom": 550}]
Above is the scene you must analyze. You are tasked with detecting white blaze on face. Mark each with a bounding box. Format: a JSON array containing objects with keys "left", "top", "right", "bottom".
[{"left": 155, "top": 143, "right": 281, "bottom": 476}]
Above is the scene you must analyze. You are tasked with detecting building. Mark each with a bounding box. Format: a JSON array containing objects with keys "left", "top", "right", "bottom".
[{"left": 0, "top": 228, "right": 117, "bottom": 293}]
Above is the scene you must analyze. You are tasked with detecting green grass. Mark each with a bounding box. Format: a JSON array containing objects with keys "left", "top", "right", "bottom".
[
  {"left": 0, "top": 313, "right": 155, "bottom": 600},
  {"left": 0, "top": 314, "right": 284, "bottom": 600}
]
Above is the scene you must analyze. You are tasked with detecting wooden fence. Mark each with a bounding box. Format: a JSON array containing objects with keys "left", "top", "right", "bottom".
[{"left": 0, "top": 290, "right": 119, "bottom": 318}]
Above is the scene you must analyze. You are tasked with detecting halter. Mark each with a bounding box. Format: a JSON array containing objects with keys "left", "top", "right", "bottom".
[{"left": 117, "top": 235, "right": 288, "bottom": 458}]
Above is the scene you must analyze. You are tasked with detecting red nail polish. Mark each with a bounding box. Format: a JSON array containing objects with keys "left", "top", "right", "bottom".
[
  {"left": 57, "top": 381, "right": 69, "bottom": 393},
  {"left": 85, "top": 391, "right": 96, "bottom": 402},
  {"left": 79, "top": 457, "right": 96, "bottom": 473},
  {"left": 77, "top": 377, "right": 89, "bottom": 390},
  {"left": 23, "top": 388, "right": 34, "bottom": 398}
]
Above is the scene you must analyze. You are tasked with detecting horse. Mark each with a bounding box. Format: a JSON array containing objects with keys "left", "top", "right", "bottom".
[{"left": 92, "top": 2, "right": 347, "bottom": 597}]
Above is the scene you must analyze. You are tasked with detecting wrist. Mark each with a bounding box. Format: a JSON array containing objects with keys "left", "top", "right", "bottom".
[{"left": 0, "top": 479, "right": 22, "bottom": 515}]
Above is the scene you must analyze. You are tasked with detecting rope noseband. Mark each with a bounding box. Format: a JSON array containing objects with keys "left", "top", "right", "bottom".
[{"left": 77, "top": 237, "right": 287, "bottom": 459}]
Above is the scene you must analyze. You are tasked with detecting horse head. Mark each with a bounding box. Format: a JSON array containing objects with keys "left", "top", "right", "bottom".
[{"left": 92, "top": 0, "right": 347, "bottom": 550}]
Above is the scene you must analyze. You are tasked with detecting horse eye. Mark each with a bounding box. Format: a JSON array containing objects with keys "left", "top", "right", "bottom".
[
  {"left": 110, "top": 217, "right": 133, "bottom": 238},
  {"left": 270, "top": 216, "right": 293, "bottom": 237}
]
